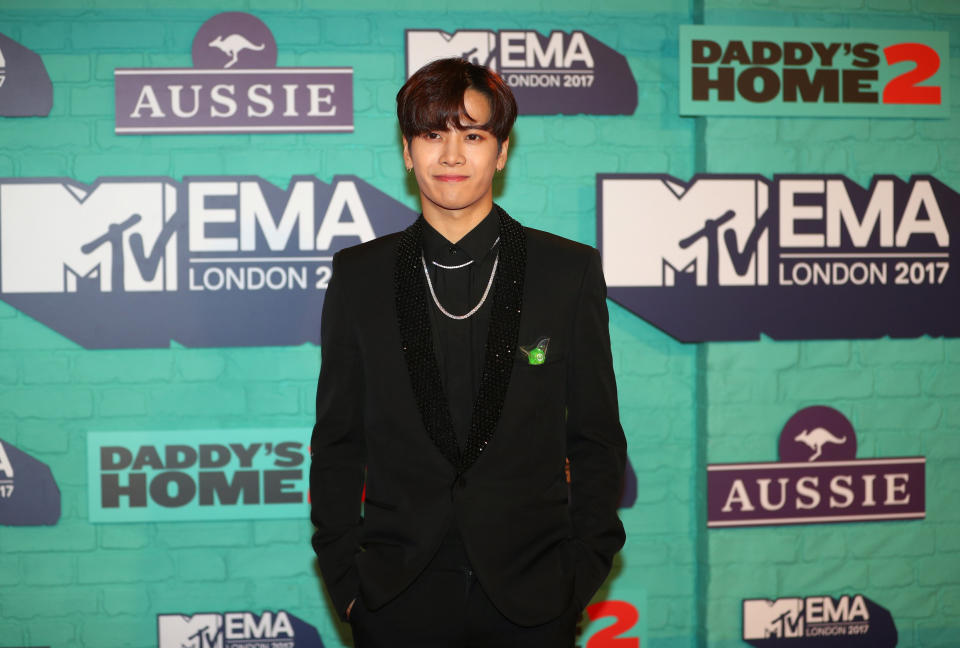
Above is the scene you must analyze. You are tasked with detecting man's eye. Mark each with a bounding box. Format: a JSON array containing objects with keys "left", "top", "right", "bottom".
[
  {"left": 425, "top": 132, "right": 441, "bottom": 140},
  {"left": 466, "top": 133, "right": 483, "bottom": 141}
]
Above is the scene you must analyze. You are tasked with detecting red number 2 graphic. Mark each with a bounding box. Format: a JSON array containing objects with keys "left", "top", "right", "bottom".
[
  {"left": 882, "top": 43, "right": 941, "bottom": 105},
  {"left": 585, "top": 600, "right": 639, "bottom": 648}
]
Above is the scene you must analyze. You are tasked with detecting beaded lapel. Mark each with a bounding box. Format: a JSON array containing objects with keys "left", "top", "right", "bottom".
[{"left": 394, "top": 205, "right": 526, "bottom": 473}]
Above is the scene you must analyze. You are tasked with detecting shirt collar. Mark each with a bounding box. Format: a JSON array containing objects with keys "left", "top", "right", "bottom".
[{"left": 422, "top": 207, "right": 500, "bottom": 265}]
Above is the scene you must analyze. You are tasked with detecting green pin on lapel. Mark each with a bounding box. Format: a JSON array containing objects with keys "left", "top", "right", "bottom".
[{"left": 521, "top": 337, "right": 550, "bottom": 365}]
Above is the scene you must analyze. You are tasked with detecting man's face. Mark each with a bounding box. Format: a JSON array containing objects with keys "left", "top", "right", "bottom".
[{"left": 402, "top": 88, "right": 509, "bottom": 225}]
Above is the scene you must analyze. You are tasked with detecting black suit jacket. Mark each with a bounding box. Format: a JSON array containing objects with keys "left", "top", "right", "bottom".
[{"left": 310, "top": 206, "right": 626, "bottom": 626}]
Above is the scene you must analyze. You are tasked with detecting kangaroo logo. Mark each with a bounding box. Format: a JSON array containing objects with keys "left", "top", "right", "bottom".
[
  {"left": 190, "top": 13, "right": 277, "bottom": 71},
  {"left": 208, "top": 34, "right": 265, "bottom": 68},
  {"left": 794, "top": 427, "right": 847, "bottom": 461},
  {"left": 778, "top": 405, "right": 857, "bottom": 463}
]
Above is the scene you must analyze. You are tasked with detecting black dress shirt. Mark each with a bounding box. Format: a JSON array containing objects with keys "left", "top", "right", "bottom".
[{"left": 421, "top": 210, "right": 499, "bottom": 451}]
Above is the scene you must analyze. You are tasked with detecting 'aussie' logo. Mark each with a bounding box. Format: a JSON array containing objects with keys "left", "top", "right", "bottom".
[
  {"left": 598, "top": 173, "right": 959, "bottom": 341},
  {"left": 707, "top": 406, "right": 924, "bottom": 528},
  {"left": 0, "top": 175, "right": 415, "bottom": 349},
  {"left": 406, "top": 29, "right": 637, "bottom": 115},
  {"left": 115, "top": 12, "right": 352, "bottom": 134}
]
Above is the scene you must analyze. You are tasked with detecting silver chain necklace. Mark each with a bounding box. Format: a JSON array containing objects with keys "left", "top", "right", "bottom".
[
  {"left": 432, "top": 259, "right": 473, "bottom": 270},
  {"left": 431, "top": 237, "right": 500, "bottom": 269},
  {"left": 421, "top": 252, "right": 499, "bottom": 320}
]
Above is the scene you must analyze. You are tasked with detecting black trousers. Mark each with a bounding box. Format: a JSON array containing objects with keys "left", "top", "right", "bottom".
[{"left": 349, "top": 528, "right": 579, "bottom": 648}]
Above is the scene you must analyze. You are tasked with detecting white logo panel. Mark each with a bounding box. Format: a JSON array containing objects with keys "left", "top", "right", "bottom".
[
  {"left": 158, "top": 613, "right": 224, "bottom": 648},
  {"left": 743, "top": 598, "right": 804, "bottom": 639},
  {"left": 601, "top": 177, "right": 769, "bottom": 288},
  {"left": 0, "top": 181, "right": 178, "bottom": 293},
  {"left": 406, "top": 30, "right": 498, "bottom": 75}
]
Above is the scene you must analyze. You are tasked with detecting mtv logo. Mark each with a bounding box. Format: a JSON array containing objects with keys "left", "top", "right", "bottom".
[
  {"left": 743, "top": 598, "right": 804, "bottom": 639},
  {"left": 406, "top": 30, "right": 498, "bottom": 76},
  {"left": 0, "top": 180, "right": 178, "bottom": 293},
  {"left": 600, "top": 176, "right": 769, "bottom": 287},
  {"left": 158, "top": 613, "right": 224, "bottom": 648}
]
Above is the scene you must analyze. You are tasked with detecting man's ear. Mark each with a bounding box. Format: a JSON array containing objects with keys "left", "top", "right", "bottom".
[
  {"left": 402, "top": 136, "right": 413, "bottom": 171},
  {"left": 497, "top": 137, "right": 510, "bottom": 170}
]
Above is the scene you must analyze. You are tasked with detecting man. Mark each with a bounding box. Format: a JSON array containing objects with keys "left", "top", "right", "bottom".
[{"left": 310, "top": 57, "right": 626, "bottom": 647}]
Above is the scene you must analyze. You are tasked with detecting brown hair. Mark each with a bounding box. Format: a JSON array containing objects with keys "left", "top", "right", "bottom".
[{"left": 396, "top": 58, "right": 518, "bottom": 145}]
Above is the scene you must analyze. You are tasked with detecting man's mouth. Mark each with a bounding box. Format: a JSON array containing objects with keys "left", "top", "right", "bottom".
[{"left": 434, "top": 175, "right": 469, "bottom": 182}]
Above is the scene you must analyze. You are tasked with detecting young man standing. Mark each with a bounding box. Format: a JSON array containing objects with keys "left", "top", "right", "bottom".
[{"left": 310, "top": 58, "right": 626, "bottom": 647}]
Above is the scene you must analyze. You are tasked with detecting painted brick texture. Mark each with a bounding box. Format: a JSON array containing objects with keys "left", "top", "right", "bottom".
[
  {"left": 0, "top": 2, "right": 691, "bottom": 647},
  {"left": 702, "top": 4, "right": 960, "bottom": 647},
  {"left": 0, "top": 1, "right": 957, "bottom": 648}
]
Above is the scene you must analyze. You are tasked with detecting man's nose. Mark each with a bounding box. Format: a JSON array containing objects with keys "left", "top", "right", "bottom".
[{"left": 440, "top": 137, "right": 465, "bottom": 166}]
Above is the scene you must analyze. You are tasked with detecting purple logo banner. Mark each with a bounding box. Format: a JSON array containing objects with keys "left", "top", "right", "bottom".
[
  {"left": 707, "top": 406, "right": 924, "bottom": 528},
  {"left": 743, "top": 594, "right": 897, "bottom": 647},
  {"left": 0, "top": 32, "right": 53, "bottom": 117},
  {"left": 115, "top": 13, "right": 352, "bottom": 134},
  {"left": 0, "top": 437, "right": 61, "bottom": 526},
  {"left": 406, "top": 29, "right": 637, "bottom": 115},
  {"left": 0, "top": 175, "right": 415, "bottom": 349},
  {"left": 157, "top": 610, "right": 325, "bottom": 648},
  {"left": 599, "top": 174, "right": 959, "bottom": 341}
]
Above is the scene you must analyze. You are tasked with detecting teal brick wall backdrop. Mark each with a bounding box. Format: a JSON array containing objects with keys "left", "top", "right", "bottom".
[
  {"left": 701, "top": 3, "right": 960, "bottom": 647},
  {"left": 0, "top": 1, "right": 956, "bottom": 647}
]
